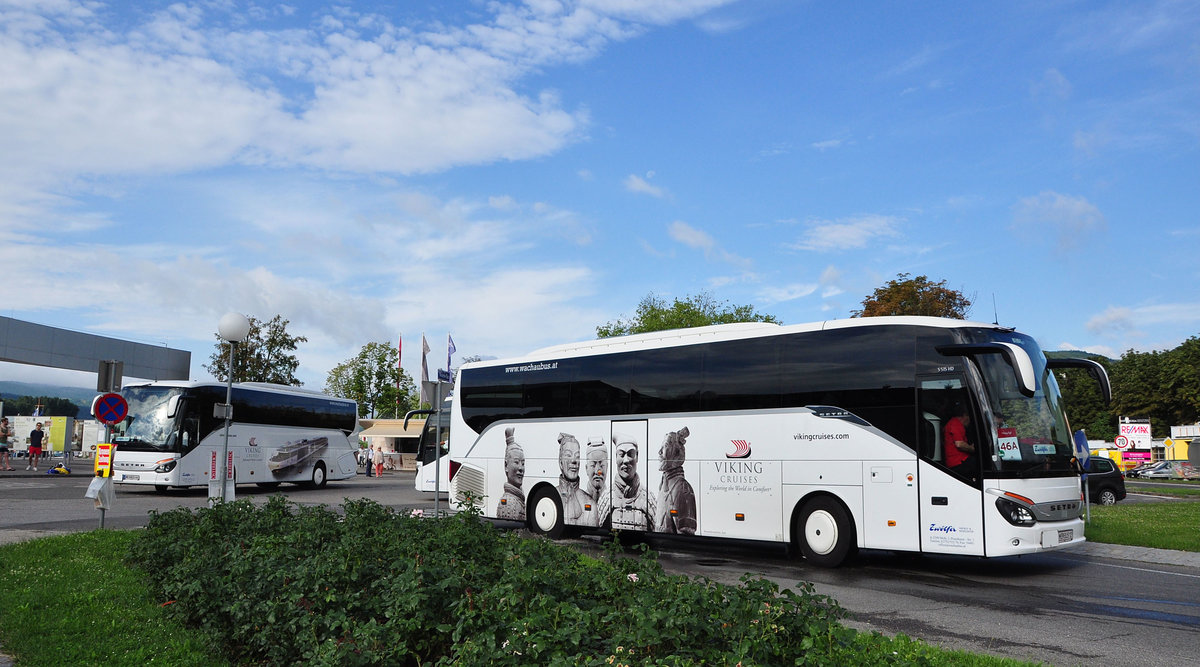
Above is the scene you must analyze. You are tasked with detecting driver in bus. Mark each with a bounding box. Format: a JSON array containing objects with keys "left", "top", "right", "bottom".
[
  {"left": 944, "top": 402, "right": 979, "bottom": 480},
  {"left": 496, "top": 427, "right": 526, "bottom": 520},
  {"left": 555, "top": 433, "right": 591, "bottom": 523}
]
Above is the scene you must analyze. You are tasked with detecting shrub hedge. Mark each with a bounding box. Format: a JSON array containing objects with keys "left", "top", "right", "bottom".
[{"left": 125, "top": 497, "right": 945, "bottom": 665}]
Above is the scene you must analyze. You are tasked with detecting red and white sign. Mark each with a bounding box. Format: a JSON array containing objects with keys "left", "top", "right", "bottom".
[
  {"left": 94, "top": 443, "right": 115, "bottom": 477},
  {"left": 996, "top": 427, "right": 1020, "bottom": 460},
  {"left": 1118, "top": 419, "right": 1152, "bottom": 449},
  {"left": 1114, "top": 435, "right": 1130, "bottom": 449}
]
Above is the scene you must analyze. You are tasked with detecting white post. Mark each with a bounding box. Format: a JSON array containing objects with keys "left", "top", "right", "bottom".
[
  {"left": 216, "top": 312, "right": 251, "bottom": 504},
  {"left": 219, "top": 340, "right": 235, "bottom": 503},
  {"left": 434, "top": 381, "right": 443, "bottom": 516}
]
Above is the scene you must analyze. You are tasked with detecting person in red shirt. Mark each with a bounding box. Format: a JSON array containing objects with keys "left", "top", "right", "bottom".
[{"left": 943, "top": 404, "right": 978, "bottom": 479}]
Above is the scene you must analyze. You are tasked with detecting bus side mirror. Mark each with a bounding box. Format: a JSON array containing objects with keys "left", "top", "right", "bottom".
[
  {"left": 167, "top": 395, "right": 181, "bottom": 419},
  {"left": 1046, "top": 357, "right": 1112, "bottom": 406}
]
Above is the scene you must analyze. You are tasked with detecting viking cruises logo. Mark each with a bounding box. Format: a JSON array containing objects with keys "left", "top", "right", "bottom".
[{"left": 726, "top": 439, "right": 752, "bottom": 459}]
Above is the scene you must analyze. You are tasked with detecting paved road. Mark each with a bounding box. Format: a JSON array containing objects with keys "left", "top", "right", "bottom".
[{"left": 0, "top": 466, "right": 446, "bottom": 544}]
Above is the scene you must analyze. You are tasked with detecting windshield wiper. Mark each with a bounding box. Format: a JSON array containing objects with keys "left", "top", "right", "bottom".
[{"left": 114, "top": 437, "right": 162, "bottom": 448}]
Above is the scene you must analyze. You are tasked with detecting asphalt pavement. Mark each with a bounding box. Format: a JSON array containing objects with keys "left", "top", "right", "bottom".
[{"left": 3, "top": 460, "right": 1198, "bottom": 567}]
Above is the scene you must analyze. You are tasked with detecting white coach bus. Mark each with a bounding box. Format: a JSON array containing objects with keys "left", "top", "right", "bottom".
[
  {"left": 112, "top": 381, "right": 360, "bottom": 492},
  {"left": 445, "top": 316, "right": 1109, "bottom": 566}
]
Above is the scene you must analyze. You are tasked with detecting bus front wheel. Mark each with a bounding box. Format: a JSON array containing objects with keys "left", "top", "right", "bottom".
[
  {"left": 309, "top": 462, "right": 327, "bottom": 489},
  {"left": 528, "top": 487, "right": 565, "bottom": 539},
  {"left": 154, "top": 484, "right": 170, "bottom": 494},
  {"left": 796, "top": 496, "right": 856, "bottom": 567}
]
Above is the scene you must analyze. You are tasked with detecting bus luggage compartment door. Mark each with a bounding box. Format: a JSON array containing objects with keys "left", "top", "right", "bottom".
[{"left": 861, "top": 462, "right": 919, "bottom": 551}]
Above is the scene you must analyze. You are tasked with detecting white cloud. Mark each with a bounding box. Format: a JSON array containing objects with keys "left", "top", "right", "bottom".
[
  {"left": 624, "top": 173, "right": 665, "bottom": 197},
  {"left": 0, "top": 0, "right": 741, "bottom": 190},
  {"left": 1031, "top": 68, "right": 1072, "bottom": 101},
  {"left": 811, "top": 139, "right": 843, "bottom": 151},
  {"left": 758, "top": 283, "right": 818, "bottom": 304},
  {"left": 668, "top": 220, "right": 750, "bottom": 268},
  {"left": 789, "top": 215, "right": 903, "bottom": 252},
  {"left": 1086, "top": 302, "right": 1200, "bottom": 337},
  {"left": 1012, "top": 191, "right": 1106, "bottom": 251}
]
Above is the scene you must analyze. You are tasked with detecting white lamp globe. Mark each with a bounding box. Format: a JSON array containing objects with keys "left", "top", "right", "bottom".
[{"left": 218, "top": 312, "right": 251, "bottom": 343}]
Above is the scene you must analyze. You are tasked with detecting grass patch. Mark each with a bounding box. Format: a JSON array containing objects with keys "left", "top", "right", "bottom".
[
  {"left": 0, "top": 530, "right": 225, "bottom": 667},
  {"left": 1085, "top": 502, "right": 1200, "bottom": 551},
  {"left": 1127, "top": 481, "right": 1200, "bottom": 498}
]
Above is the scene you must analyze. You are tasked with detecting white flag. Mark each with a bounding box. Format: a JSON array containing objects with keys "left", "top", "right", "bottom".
[{"left": 420, "top": 334, "right": 431, "bottom": 405}]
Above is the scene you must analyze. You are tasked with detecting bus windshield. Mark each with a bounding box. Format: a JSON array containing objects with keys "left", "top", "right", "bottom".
[
  {"left": 113, "top": 386, "right": 183, "bottom": 452},
  {"left": 971, "top": 332, "right": 1075, "bottom": 476}
]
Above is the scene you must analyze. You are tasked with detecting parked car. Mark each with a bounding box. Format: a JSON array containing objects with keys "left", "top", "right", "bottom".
[
  {"left": 1126, "top": 461, "right": 1166, "bottom": 478},
  {"left": 1140, "top": 460, "right": 1199, "bottom": 480},
  {"left": 1083, "top": 457, "right": 1126, "bottom": 505}
]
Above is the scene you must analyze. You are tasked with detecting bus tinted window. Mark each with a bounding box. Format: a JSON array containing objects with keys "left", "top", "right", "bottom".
[
  {"left": 461, "top": 326, "right": 919, "bottom": 449},
  {"left": 702, "top": 336, "right": 781, "bottom": 411},
  {"left": 631, "top": 345, "right": 702, "bottom": 414},
  {"left": 569, "top": 354, "right": 632, "bottom": 417}
]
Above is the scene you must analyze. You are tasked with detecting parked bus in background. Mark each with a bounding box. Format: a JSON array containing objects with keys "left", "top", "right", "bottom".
[
  {"left": 445, "top": 316, "right": 1110, "bottom": 567},
  {"left": 112, "top": 381, "right": 360, "bottom": 492},
  {"left": 408, "top": 396, "right": 452, "bottom": 494}
]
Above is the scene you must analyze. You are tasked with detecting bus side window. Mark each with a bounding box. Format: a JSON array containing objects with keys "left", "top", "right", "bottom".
[
  {"left": 180, "top": 418, "right": 199, "bottom": 454},
  {"left": 920, "top": 411, "right": 943, "bottom": 462}
]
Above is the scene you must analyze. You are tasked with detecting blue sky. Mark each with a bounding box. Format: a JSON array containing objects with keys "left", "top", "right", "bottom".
[{"left": 1, "top": 0, "right": 1198, "bottom": 391}]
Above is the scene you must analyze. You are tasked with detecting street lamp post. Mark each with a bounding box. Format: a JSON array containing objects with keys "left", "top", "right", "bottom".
[{"left": 216, "top": 312, "right": 251, "bottom": 503}]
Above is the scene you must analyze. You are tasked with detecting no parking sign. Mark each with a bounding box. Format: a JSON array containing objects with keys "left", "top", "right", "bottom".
[{"left": 92, "top": 393, "right": 128, "bottom": 426}]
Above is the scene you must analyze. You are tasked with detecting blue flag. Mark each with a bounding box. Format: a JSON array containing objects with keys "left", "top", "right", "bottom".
[{"left": 447, "top": 334, "right": 456, "bottom": 372}]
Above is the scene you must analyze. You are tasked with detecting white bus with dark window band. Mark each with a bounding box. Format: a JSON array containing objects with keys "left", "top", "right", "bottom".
[
  {"left": 445, "top": 316, "right": 1109, "bottom": 566},
  {"left": 111, "top": 381, "right": 360, "bottom": 492}
]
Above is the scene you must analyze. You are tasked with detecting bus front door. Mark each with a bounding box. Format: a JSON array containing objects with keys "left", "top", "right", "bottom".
[
  {"left": 917, "top": 375, "right": 985, "bottom": 556},
  {"left": 609, "top": 420, "right": 651, "bottom": 532}
]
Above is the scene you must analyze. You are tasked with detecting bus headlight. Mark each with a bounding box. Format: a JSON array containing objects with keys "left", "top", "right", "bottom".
[
  {"left": 995, "top": 497, "right": 1036, "bottom": 527},
  {"left": 153, "top": 458, "right": 177, "bottom": 473}
]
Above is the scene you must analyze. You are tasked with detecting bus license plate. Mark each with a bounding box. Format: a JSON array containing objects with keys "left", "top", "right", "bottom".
[
  {"left": 1058, "top": 529, "right": 1072, "bottom": 543},
  {"left": 123, "top": 474, "right": 140, "bottom": 481}
]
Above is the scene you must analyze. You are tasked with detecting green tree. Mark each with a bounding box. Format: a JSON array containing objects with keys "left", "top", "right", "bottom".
[
  {"left": 1162, "top": 335, "right": 1200, "bottom": 427},
  {"left": 851, "top": 273, "right": 972, "bottom": 319},
  {"left": 204, "top": 314, "right": 307, "bottom": 385},
  {"left": 2, "top": 396, "right": 79, "bottom": 417},
  {"left": 1108, "top": 348, "right": 1167, "bottom": 435},
  {"left": 597, "top": 291, "right": 780, "bottom": 338},
  {"left": 325, "top": 341, "right": 417, "bottom": 418}
]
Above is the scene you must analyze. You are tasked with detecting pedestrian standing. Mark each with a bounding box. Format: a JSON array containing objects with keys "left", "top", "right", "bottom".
[
  {"left": 0, "top": 417, "right": 13, "bottom": 470},
  {"left": 27, "top": 422, "right": 45, "bottom": 471},
  {"left": 373, "top": 444, "right": 385, "bottom": 477}
]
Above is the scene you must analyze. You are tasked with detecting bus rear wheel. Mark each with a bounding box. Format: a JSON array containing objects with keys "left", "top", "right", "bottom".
[
  {"left": 796, "top": 496, "right": 856, "bottom": 567},
  {"left": 528, "top": 487, "right": 565, "bottom": 539},
  {"left": 308, "top": 462, "right": 327, "bottom": 489}
]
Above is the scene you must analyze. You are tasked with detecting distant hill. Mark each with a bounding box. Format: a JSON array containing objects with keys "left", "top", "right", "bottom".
[
  {"left": 1046, "top": 349, "right": 1114, "bottom": 363},
  {"left": 0, "top": 381, "right": 97, "bottom": 419}
]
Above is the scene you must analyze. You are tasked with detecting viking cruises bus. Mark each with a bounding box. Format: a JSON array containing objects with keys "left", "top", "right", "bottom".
[
  {"left": 444, "top": 316, "right": 1109, "bottom": 566},
  {"left": 111, "top": 381, "right": 360, "bottom": 491}
]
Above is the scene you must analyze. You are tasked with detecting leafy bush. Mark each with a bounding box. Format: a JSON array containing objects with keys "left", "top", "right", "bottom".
[{"left": 124, "top": 497, "right": 893, "bottom": 665}]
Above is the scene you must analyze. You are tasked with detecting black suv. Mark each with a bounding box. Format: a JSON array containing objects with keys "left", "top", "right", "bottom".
[{"left": 1084, "top": 458, "right": 1126, "bottom": 505}]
